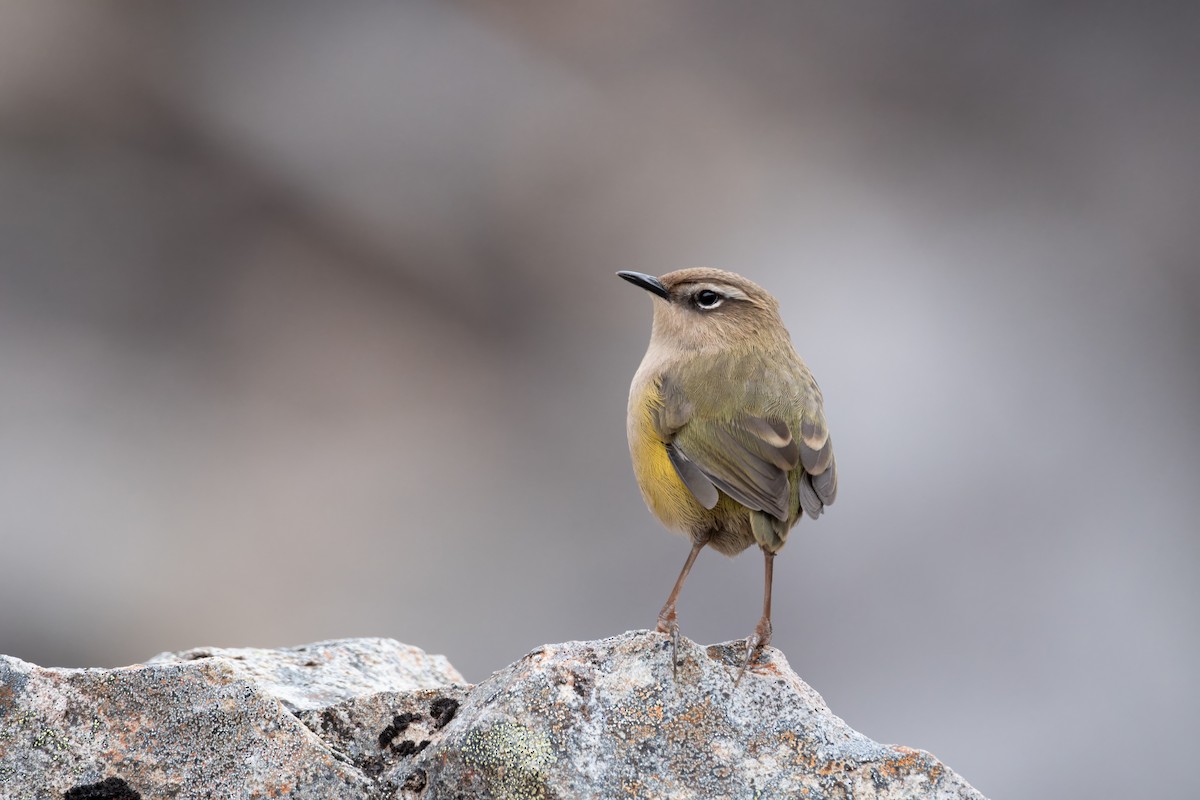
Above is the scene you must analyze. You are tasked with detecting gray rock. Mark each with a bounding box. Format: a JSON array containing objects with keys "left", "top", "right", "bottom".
[
  {"left": 0, "top": 638, "right": 465, "bottom": 799},
  {"left": 403, "top": 632, "right": 985, "bottom": 800},
  {"left": 148, "top": 638, "right": 464, "bottom": 712},
  {"left": 0, "top": 632, "right": 986, "bottom": 799}
]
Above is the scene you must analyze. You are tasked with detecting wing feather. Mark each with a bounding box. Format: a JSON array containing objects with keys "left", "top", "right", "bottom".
[
  {"left": 666, "top": 443, "right": 720, "bottom": 509},
  {"left": 673, "top": 417, "right": 797, "bottom": 521},
  {"left": 650, "top": 371, "right": 837, "bottom": 522}
]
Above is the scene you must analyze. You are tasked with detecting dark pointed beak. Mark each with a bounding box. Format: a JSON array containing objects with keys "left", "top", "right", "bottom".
[{"left": 616, "top": 271, "right": 670, "bottom": 300}]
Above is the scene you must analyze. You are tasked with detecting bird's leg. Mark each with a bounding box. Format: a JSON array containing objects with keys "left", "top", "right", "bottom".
[
  {"left": 656, "top": 539, "right": 706, "bottom": 678},
  {"left": 735, "top": 549, "right": 775, "bottom": 685}
]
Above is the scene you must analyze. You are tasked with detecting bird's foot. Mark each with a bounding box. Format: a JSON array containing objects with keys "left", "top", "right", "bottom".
[
  {"left": 656, "top": 612, "right": 682, "bottom": 680},
  {"left": 733, "top": 617, "right": 772, "bottom": 687}
]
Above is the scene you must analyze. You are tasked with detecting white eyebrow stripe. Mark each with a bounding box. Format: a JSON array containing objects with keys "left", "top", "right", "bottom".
[{"left": 696, "top": 283, "right": 750, "bottom": 301}]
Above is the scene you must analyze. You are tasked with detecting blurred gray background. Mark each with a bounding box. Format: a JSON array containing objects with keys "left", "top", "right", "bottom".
[{"left": 1, "top": 2, "right": 1197, "bottom": 796}]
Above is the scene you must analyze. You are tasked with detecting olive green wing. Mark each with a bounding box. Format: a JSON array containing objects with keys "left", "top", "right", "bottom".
[
  {"left": 647, "top": 375, "right": 721, "bottom": 510},
  {"left": 648, "top": 374, "right": 796, "bottom": 521},
  {"left": 652, "top": 373, "right": 837, "bottom": 522},
  {"left": 673, "top": 415, "right": 800, "bottom": 522}
]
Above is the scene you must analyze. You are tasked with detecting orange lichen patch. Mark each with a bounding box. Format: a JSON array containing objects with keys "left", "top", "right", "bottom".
[
  {"left": 621, "top": 778, "right": 646, "bottom": 798},
  {"left": 663, "top": 698, "right": 714, "bottom": 749},
  {"left": 876, "top": 746, "right": 945, "bottom": 782},
  {"left": 814, "top": 759, "right": 843, "bottom": 776},
  {"left": 748, "top": 658, "right": 785, "bottom": 679},
  {"left": 606, "top": 682, "right": 672, "bottom": 744},
  {"left": 754, "top": 727, "right": 821, "bottom": 770},
  {"left": 774, "top": 729, "right": 807, "bottom": 765},
  {"left": 608, "top": 701, "right": 663, "bottom": 743},
  {"left": 109, "top": 715, "right": 148, "bottom": 752}
]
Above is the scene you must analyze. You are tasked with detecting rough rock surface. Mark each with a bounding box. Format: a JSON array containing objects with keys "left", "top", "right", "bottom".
[
  {"left": 0, "top": 638, "right": 465, "bottom": 799},
  {"left": 0, "top": 632, "right": 986, "bottom": 799}
]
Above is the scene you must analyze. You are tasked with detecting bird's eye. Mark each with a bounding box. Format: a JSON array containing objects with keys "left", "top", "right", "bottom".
[{"left": 694, "top": 289, "right": 723, "bottom": 309}]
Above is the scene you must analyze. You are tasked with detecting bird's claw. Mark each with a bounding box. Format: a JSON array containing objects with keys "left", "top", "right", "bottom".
[
  {"left": 733, "top": 618, "right": 772, "bottom": 687},
  {"left": 656, "top": 614, "right": 682, "bottom": 680},
  {"left": 732, "top": 635, "right": 759, "bottom": 687}
]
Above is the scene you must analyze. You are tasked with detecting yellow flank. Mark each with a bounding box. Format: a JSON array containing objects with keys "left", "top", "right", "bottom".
[{"left": 629, "top": 383, "right": 706, "bottom": 535}]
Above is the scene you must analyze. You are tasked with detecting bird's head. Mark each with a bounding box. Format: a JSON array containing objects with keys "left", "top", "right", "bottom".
[{"left": 617, "top": 268, "right": 787, "bottom": 353}]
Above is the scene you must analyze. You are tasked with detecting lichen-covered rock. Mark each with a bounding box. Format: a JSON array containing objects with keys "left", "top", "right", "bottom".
[
  {"left": 0, "top": 638, "right": 465, "bottom": 799},
  {"left": 294, "top": 686, "right": 468, "bottom": 791},
  {"left": 149, "top": 638, "right": 463, "bottom": 712},
  {"left": 0, "top": 633, "right": 986, "bottom": 799},
  {"left": 402, "top": 632, "right": 986, "bottom": 800}
]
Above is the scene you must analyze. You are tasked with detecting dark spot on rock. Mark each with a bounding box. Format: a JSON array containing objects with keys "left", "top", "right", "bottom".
[
  {"left": 402, "top": 768, "right": 427, "bottom": 792},
  {"left": 378, "top": 725, "right": 397, "bottom": 748},
  {"left": 394, "top": 740, "right": 419, "bottom": 757},
  {"left": 184, "top": 651, "right": 212, "bottom": 660},
  {"left": 429, "top": 697, "right": 459, "bottom": 729},
  {"left": 320, "top": 709, "right": 357, "bottom": 742},
  {"left": 378, "top": 712, "right": 422, "bottom": 748},
  {"left": 358, "top": 755, "right": 386, "bottom": 779},
  {"left": 571, "top": 674, "right": 591, "bottom": 698},
  {"left": 63, "top": 776, "right": 141, "bottom": 800},
  {"left": 303, "top": 660, "right": 318, "bottom": 667}
]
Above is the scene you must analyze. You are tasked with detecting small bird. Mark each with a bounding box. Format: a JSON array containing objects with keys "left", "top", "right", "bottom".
[{"left": 618, "top": 268, "right": 837, "bottom": 678}]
